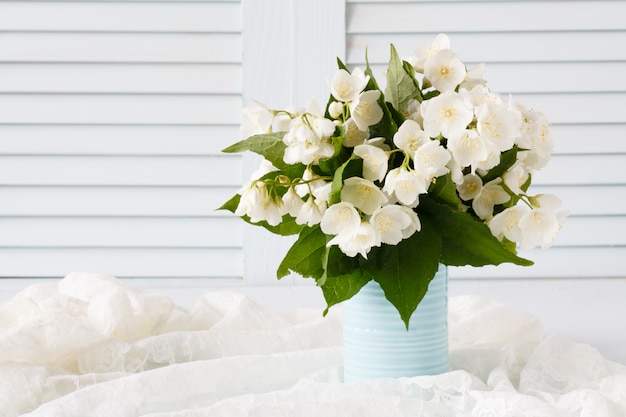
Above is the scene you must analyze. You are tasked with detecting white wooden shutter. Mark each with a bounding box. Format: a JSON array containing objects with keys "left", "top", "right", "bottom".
[
  {"left": 346, "top": 0, "right": 626, "bottom": 279},
  {"left": 0, "top": 0, "right": 243, "bottom": 282}
]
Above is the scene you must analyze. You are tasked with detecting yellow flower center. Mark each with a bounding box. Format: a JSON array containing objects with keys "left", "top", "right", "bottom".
[
  {"left": 375, "top": 214, "right": 395, "bottom": 234},
  {"left": 336, "top": 81, "right": 354, "bottom": 99}
]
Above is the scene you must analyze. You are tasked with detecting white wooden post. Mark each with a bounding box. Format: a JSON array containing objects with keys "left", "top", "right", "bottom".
[{"left": 241, "top": 0, "right": 345, "bottom": 285}]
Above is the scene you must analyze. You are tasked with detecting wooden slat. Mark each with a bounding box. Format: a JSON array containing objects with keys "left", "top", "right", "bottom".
[
  {"left": 513, "top": 93, "right": 626, "bottom": 125},
  {"left": 347, "top": 1, "right": 626, "bottom": 33},
  {"left": 0, "top": 94, "right": 241, "bottom": 125},
  {"left": 552, "top": 124, "right": 626, "bottom": 155},
  {"left": 552, "top": 216, "right": 626, "bottom": 248},
  {"left": 347, "top": 32, "right": 626, "bottom": 64},
  {"left": 0, "top": 217, "right": 242, "bottom": 247},
  {"left": 0, "top": 125, "right": 240, "bottom": 155},
  {"left": 0, "top": 186, "right": 238, "bottom": 216},
  {"left": 0, "top": 64, "right": 241, "bottom": 94},
  {"left": 0, "top": 247, "right": 243, "bottom": 278},
  {"left": 450, "top": 246, "right": 626, "bottom": 279},
  {"left": 481, "top": 62, "right": 626, "bottom": 94},
  {"left": 0, "top": 2, "right": 241, "bottom": 32},
  {"left": 0, "top": 156, "right": 242, "bottom": 186},
  {"left": 0, "top": 33, "right": 241, "bottom": 63},
  {"left": 530, "top": 185, "right": 626, "bottom": 217},
  {"left": 534, "top": 154, "right": 626, "bottom": 186}
]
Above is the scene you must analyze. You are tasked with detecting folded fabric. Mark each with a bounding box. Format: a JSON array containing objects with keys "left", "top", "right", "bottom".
[{"left": 1, "top": 272, "right": 624, "bottom": 416}]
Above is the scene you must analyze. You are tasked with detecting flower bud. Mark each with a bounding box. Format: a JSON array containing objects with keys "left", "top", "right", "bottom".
[{"left": 328, "top": 101, "right": 344, "bottom": 119}]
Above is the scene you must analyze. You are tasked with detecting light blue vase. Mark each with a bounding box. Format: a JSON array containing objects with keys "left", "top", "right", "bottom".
[{"left": 342, "top": 265, "right": 448, "bottom": 381}]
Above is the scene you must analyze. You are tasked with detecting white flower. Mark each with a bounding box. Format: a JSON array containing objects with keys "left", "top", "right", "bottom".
[
  {"left": 460, "top": 84, "right": 502, "bottom": 107},
  {"left": 320, "top": 202, "right": 361, "bottom": 236},
  {"left": 370, "top": 205, "right": 413, "bottom": 245},
  {"left": 353, "top": 143, "right": 389, "bottom": 183},
  {"left": 399, "top": 206, "right": 421, "bottom": 238},
  {"left": 460, "top": 63, "right": 487, "bottom": 90},
  {"left": 517, "top": 104, "right": 552, "bottom": 151},
  {"left": 305, "top": 99, "right": 336, "bottom": 138},
  {"left": 474, "top": 140, "right": 503, "bottom": 172},
  {"left": 272, "top": 108, "right": 295, "bottom": 132},
  {"left": 236, "top": 181, "right": 283, "bottom": 226},
  {"left": 295, "top": 197, "right": 325, "bottom": 227},
  {"left": 282, "top": 101, "right": 336, "bottom": 166},
  {"left": 312, "top": 182, "right": 333, "bottom": 204},
  {"left": 413, "top": 140, "right": 451, "bottom": 180},
  {"left": 413, "top": 34, "right": 450, "bottom": 73},
  {"left": 341, "top": 177, "right": 387, "bottom": 215},
  {"left": 249, "top": 159, "right": 278, "bottom": 181},
  {"left": 471, "top": 178, "right": 511, "bottom": 220},
  {"left": 516, "top": 194, "right": 568, "bottom": 250},
  {"left": 531, "top": 193, "right": 563, "bottom": 210},
  {"left": 281, "top": 187, "right": 304, "bottom": 217},
  {"left": 342, "top": 118, "right": 369, "bottom": 147},
  {"left": 447, "top": 129, "right": 489, "bottom": 169},
  {"left": 489, "top": 205, "right": 527, "bottom": 243},
  {"left": 502, "top": 162, "right": 530, "bottom": 195},
  {"left": 330, "top": 68, "right": 369, "bottom": 103},
  {"left": 350, "top": 90, "right": 383, "bottom": 131},
  {"left": 516, "top": 105, "right": 553, "bottom": 171},
  {"left": 241, "top": 101, "right": 274, "bottom": 137},
  {"left": 364, "top": 136, "right": 391, "bottom": 151},
  {"left": 518, "top": 208, "right": 561, "bottom": 250},
  {"left": 424, "top": 49, "right": 467, "bottom": 93},
  {"left": 295, "top": 167, "right": 327, "bottom": 198},
  {"left": 421, "top": 91, "right": 474, "bottom": 139},
  {"left": 457, "top": 173, "right": 483, "bottom": 201},
  {"left": 447, "top": 155, "right": 465, "bottom": 185},
  {"left": 382, "top": 166, "right": 428, "bottom": 207},
  {"left": 405, "top": 99, "right": 423, "bottom": 125},
  {"left": 328, "top": 222, "right": 377, "bottom": 258},
  {"left": 393, "top": 119, "right": 428, "bottom": 154},
  {"left": 475, "top": 102, "right": 522, "bottom": 153},
  {"left": 283, "top": 123, "right": 334, "bottom": 165}
]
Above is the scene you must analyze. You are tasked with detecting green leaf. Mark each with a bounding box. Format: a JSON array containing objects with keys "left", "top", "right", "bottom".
[
  {"left": 429, "top": 173, "right": 461, "bottom": 209},
  {"left": 362, "top": 215, "right": 442, "bottom": 329},
  {"left": 217, "top": 193, "right": 305, "bottom": 236},
  {"left": 363, "top": 49, "right": 382, "bottom": 91},
  {"left": 419, "top": 197, "right": 533, "bottom": 267},
  {"left": 276, "top": 226, "right": 327, "bottom": 279},
  {"left": 217, "top": 193, "right": 240, "bottom": 213},
  {"left": 318, "top": 129, "right": 348, "bottom": 175},
  {"left": 329, "top": 162, "right": 348, "bottom": 206},
  {"left": 320, "top": 269, "right": 372, "bottom": 316},
  {"left": 385, "top": 44, "right": 422, "bottom": 112},
  {"left": 328, "top": 157, "right": 362, "bottom": 205},
  {"left": 222, "top": 132, "right": 289, "bottom": 170},
  {"left": 481, "top": 146, "right": 519, "bottom": 183},
  {"left": 336, "top": 57, "right": 349, "bottom": 71}
]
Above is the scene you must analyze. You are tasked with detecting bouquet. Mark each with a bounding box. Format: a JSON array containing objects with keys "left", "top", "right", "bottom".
[{"left": 220, "top": 34, "right": 567, "bottom": 327}]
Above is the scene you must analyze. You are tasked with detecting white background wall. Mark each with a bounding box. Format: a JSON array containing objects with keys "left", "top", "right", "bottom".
[{"left": 0, "top": 0, "right": 624, "bottom": 363}]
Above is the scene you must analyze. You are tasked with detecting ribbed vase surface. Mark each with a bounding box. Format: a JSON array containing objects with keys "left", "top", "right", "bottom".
[{"left": 342, "top": 265, "right": 448, "bottom": 381}]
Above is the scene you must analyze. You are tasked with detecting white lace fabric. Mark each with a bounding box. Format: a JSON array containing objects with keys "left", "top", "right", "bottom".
[{"left": 1, "top": 273, "right": 624, "bottom": 417}]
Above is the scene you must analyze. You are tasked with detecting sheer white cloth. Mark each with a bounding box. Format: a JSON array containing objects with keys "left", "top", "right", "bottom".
[{"left": 1, "top": 273, "right": 624, "bottom": 417}]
